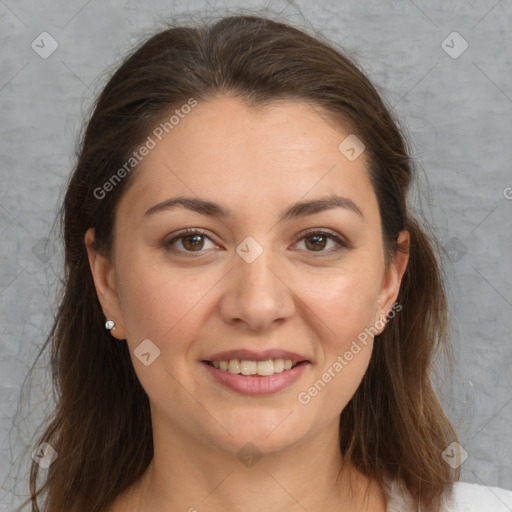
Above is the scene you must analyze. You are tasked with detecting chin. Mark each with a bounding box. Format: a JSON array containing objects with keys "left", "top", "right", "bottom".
[{"left": 203, "top": 414, "right": 309, "bottom": 456}]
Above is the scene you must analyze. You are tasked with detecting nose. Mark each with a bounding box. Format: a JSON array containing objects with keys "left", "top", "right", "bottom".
[{"left": 218, "top": 247, "right": 296, "bottom": 332}]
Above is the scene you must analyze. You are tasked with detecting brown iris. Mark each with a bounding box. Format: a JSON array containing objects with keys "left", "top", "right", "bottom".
[
  {"left": 182, "top": 234, "right": 205, "bottom": 251},
  {"left": 304, "top": 234, "right": 328, "bottom": 251}
]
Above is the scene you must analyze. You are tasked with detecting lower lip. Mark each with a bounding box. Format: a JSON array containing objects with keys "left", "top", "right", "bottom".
[{"left": 201, "top": 361, "right": 310, "bottom": 396}]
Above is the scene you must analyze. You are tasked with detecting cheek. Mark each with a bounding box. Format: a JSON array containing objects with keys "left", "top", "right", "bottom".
[
  {"left": 301, "top": 264, "right": 383, "bottom": 345},
  {"left": 115, "top": 256, "right": 217, "bottom": 402},
  {"left": 116, "top": 250, "right": 218, "bottom": 345},
  {"left": 297, "top": 272, "right": 378, "bottom": 418}
]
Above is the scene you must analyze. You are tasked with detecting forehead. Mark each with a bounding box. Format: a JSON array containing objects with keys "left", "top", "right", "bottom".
[{"left": 116, "top": 96, "right": 378, "bottom": 224}]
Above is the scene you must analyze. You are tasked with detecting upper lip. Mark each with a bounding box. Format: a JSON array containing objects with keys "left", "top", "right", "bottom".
[{"left": 203, "top": 349, "right": 310, "bottom": 364}]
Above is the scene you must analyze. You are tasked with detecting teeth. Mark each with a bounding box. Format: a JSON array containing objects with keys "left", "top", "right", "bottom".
[
  {"left": 210, "top": 358, "right": 297, "bottom": 376},
  {"left": 273, "top": 359, "right": 284, "bottom": 373},
  {"left": 255, "top": 360, "right": 274, "bottom": 376},
  {"left": 241, "top": 360, "right": 257, "bottom": 375},
  {"left": 228, "top": 359, "right": 240, "bottom": 373}
]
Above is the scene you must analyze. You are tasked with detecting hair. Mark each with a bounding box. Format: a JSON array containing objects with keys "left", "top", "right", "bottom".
[{"left": 23, "top": 13, "right": 459, "bottom": 512}]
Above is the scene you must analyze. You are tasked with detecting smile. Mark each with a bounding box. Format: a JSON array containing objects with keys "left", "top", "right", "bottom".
[
  {"left": 201, "top": 359, "right": 310, "bottom": 396},
  {"left": 206, "top": 358, "right": 300, "bottom": 376}
]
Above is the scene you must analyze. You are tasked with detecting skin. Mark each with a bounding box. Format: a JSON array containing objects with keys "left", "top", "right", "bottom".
[{"left": 85, "top": 96, "right": 409, "bottom": 512}]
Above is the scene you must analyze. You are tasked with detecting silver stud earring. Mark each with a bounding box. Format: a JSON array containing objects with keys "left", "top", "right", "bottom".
[{"left": 105, "top": 320, "right": 116, "bottom": 331}]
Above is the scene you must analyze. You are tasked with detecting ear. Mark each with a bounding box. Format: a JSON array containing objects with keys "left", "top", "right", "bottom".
[
  {"left": 84, "top": 227, "right": 127, "bottom": 340},
  {"left": 374, "top": 230, "right": 410, "bottom": 334}
]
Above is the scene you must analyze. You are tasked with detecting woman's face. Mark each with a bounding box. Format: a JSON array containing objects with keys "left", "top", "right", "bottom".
[{"left": 86, "top": 96, "right": 408, "bottom": 456}]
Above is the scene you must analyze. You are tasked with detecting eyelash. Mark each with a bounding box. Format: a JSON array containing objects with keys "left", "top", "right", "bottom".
[{"left": 163, "top": 228, "right": 350, "bottom": 256}]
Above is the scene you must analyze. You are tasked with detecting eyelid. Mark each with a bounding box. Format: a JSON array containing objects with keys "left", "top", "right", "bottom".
[
  {"left": 163, "top": 227, "right": 352, "bottom": 255},
  {"left": 164, "top": 228, "right": 220, "bottom": 254},
  {"left": 291, "top": 227, "right": 352, "bottom": 252}
]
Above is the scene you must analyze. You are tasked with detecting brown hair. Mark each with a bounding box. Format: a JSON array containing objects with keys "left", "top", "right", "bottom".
[{"left": 24, "top": 14, "right": 458, "bottom": 512}]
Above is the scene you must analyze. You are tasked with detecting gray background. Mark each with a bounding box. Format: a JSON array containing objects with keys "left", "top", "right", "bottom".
[{"left": 1, "top": 0, "right": 511, "bottom": 509}]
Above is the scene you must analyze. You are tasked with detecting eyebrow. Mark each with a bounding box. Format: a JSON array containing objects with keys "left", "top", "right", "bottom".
[{"left": 144, "top": 194, "right": 364, "bottom": 222}]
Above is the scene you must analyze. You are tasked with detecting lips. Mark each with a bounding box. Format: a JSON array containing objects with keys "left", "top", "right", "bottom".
[
  {"left": 201, "top": 359, "right": 310, "bottom": 395},
  {"left": 200, "top": 348, "right": 311, "bottom": 396},
  {"left": 203, "top": 349, "right": 309, "bottom": 365}
]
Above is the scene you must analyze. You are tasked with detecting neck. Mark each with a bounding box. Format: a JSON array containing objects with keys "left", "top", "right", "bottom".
[{"left": 116, "top": 410, "right": 387, "bottom": 512}]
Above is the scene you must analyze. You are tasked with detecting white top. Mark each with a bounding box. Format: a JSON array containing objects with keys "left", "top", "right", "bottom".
[{"left": 386, "top": 480, "right": 512, "bottom": 511}]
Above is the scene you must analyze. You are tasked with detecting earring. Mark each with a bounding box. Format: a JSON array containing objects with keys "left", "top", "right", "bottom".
[{"left": 105, "top": 320, "right": 116, "bottom": 331}]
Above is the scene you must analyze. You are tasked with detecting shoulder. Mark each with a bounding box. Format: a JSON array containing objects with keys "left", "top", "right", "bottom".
[
  {"left": 385, "top": 479, "right": 512, "bottom": 511},
  {"left": 443, "top": 482, "right": 512, "bottom": 511}
]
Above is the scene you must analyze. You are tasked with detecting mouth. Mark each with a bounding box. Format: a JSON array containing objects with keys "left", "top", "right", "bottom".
[
  {"left": 202, "top": 358, "right": 308, "bottom": 376},
  {"left": 200, "top": 355, "right": 311, "bottom": 396}
]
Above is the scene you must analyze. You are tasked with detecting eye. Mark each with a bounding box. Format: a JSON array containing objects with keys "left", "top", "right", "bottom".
[
  {"left": 163, "top": 229, "right": 219, "bottom": 253},
  {"left": 163, "top": 228, "right": 350, "bottom": 256},
  {"left": 293, "top": 229, "right": 349, "bottom": 254}
]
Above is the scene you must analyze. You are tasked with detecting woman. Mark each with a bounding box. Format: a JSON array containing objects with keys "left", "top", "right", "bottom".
[{"left": 25, "top": 14, "right": 512, "bottom": 512}]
